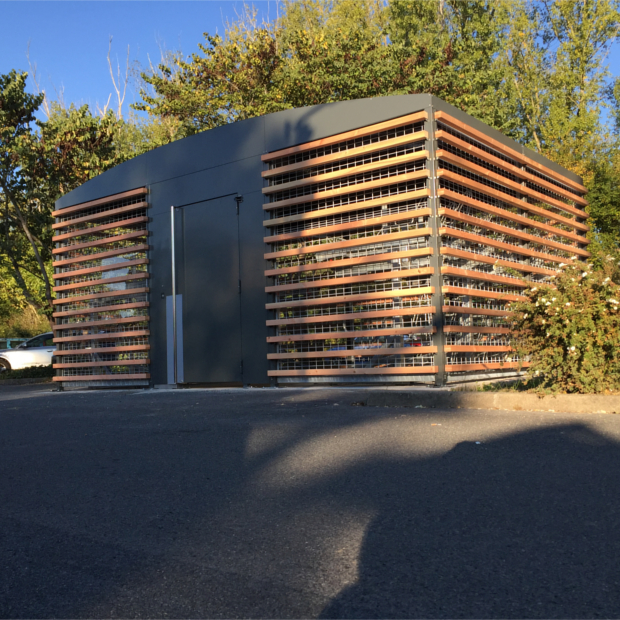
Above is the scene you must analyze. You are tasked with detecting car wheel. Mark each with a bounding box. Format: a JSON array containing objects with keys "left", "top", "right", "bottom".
[{"left": 0, "top": 359, "right": 11, "bottom": 373}]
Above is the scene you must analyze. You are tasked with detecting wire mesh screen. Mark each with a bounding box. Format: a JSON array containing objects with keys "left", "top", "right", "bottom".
[
  {"left": 263, "top": 112, "right": 437, "bottom": 379},
  {"left": 52, "top": 189, "right": 150, "bottom": 385}
]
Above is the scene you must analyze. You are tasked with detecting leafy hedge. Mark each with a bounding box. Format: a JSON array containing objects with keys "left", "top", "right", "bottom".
[
  {"left": 0, "top": 365, "right": 54, "bottom": 381},
  {"left": 509, "top": 257, "right": 620, "bottom": 394}
]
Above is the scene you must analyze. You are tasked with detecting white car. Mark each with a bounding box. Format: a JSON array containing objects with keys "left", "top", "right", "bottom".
[{"left": 0, "top": 332, "right": 55, "bottom": 373}]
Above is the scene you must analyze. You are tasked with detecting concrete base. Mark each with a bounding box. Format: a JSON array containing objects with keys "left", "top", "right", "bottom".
[
  {"left": 277, "top": 375, "right": 436, "bottom": 385},
  {"left": 366, "top": 390, "right": 620, "bottom": 414}
]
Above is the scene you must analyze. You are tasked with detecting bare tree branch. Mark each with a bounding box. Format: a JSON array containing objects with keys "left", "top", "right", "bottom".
[
  {"left": 26, "top": 41, "right": 52, "bottom": 119},
  {"left": 96, "top": 92, "right": 112, "bottom": 118},
  {"left": 107, "top": 36, "right": 130, "bottom": 119}
]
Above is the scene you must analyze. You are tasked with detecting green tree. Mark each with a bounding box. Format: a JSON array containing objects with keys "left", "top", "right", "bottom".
[
  {"left": 135, "top": 0, "right": 512, "bottom": 134},
  {"left": 0, "top": 71, "right": 126, "bottom": 315},
  {"left": 500, "top": 0, "right": 620, "bottom": 248},
  {"left": 388, "top": 0, "right": 512, "bottom": 130},
  {"left": 0, "top": 70, "right": 52, "bottom": 308},
  {"left": 135, "top": 10, "right": 285, "bottom": 136}
]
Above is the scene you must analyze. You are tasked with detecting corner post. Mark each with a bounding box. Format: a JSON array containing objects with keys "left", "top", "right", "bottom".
[{"left": 426, "top": 105, "right": 446, "bottom": 387}]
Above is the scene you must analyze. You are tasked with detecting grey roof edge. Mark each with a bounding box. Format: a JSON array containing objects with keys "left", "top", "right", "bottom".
[
  {"left": 429, "top": 95, "right": 583, "bottom": 185},
  {"left": 55, "top": 93, "right": 582, "bottom": 211},
  {"left": 56, "top": 95, "right": 435, "bottom": 211}
]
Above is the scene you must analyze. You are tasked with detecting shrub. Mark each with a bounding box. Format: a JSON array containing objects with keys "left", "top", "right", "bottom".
[
  {"left": 509, "top": 256, "right": 620, "bottom": 394},
  {"left": 0, "top": 365, "right": 54, "bottom": 381}
]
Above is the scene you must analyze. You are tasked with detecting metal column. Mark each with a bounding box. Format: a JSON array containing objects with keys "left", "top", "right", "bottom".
[
  {"left": 170, "top": 205, "right": 178, "bottom": 385},
  {"left": 426, "top": 106, "right": 446, "bottom": 387}
]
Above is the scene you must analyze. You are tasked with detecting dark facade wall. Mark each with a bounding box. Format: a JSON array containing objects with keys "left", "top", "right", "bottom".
[
  {"left": 55, "top": 94, "right": 582, "bottom": 213},
  {"left": 54, "top": 94, "right": 584, "bottom": 386}
]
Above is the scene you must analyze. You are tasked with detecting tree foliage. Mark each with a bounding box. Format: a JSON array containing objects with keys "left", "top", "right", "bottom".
[
  {"left": 0, "top": 71, "right": 126, "bottom": 322},
  {"left": 135, "top": 0, "right": 514, "bottom": 134}
]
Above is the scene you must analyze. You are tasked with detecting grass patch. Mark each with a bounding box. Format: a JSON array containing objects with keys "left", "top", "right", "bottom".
[
  {"left": 0, "top": 365, "right": 54, "bottom": 381},
  {"left": 475, "top": 377, "right": 620, "bottom": 395},
  {"left": 479, "top": 377, "right": 544, "bottom": 392},
  {"left": 451, "top": 377, "right": 546, "bottom": 393}
]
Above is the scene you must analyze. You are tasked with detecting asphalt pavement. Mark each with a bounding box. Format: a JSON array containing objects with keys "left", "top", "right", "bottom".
[{"left": 1, "top": 384, "right": 620, "bottom": 618}]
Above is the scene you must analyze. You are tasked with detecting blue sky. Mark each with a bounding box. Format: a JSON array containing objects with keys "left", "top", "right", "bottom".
[
  {"left": 2, "top": 1, "right": 619, "bottom": 124},
  {"left": 1, "top": 1, "right": 281, "bottom": 118}
]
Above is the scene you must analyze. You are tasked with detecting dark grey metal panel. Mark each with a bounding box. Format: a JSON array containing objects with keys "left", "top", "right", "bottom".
[
  {"left": 238, "top": 189, "right": 269, "bottom": 384},
  {"left": 166, "top": 294, "right": 184, "bottom": 384},
  {"left": 181, "top": 196, "right": 243, "bottom": 383},
  {"left": 55, "top": 155, "right": 148, "bottom": 209},
  {"left": 144, "top": 117, "right": 265, "bottom": 186},
  {"left": 263, "top": 94, "right": 432, "bottom": 153},
  {"left": 145, "top": 163, "right": 264, "bottom": 385},
  {"left": 55, "top": 93, "right": 582, "bottom": 214},
  {"left": 147, "top": 157, "right": 263, "bottom": 218},
  {"left": 144, "top": 203, "right": 172, "bottom": 386}
]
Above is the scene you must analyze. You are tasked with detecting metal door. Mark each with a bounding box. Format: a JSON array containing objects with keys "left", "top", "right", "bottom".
[{"left": 179, "top": 196, "right": 243, "bottom": 383}]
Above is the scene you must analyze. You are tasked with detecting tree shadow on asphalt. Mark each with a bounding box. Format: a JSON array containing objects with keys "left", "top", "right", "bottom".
[
  {"left": 1, "top": 390, "right": 620, "bottom": 618},
  {"left": 319, "top": 423, "right": 620, "bottom": 618}
]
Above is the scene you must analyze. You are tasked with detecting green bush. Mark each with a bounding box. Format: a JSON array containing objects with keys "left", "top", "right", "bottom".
[
  {"left": 509, "top": 256, "right": 620, "bottom": 394},
  {"left": 0, "top": 365, "right": 54, "bottom": 381}
]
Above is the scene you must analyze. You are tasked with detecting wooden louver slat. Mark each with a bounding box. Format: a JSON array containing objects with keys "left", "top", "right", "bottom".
[
  {"left": 53, "top": 187, "right": 151, "bottom": 386},
  {"left": 264, "top": 111, "right": 438, "bottom": 379},
  {"left": 434, "top": 111, "right": 587, "bottom": 194},
  {"left": 435, "top": 130, "right": 588, "bottom": 208},
  {"left": 262, "top": 111, "right": 428, "bottom": 162}
]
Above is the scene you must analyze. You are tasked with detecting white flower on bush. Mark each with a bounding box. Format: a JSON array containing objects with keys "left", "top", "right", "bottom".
[
  {"left": 582, "top": 272, "right": 588, "bottom": 277},
  {"left": 531, "top": 287, "right": 538, "bottom": 292},
  {"left": 571, "top": 346, "right": 576, "bottom": 351},
  {"left": 542, "top": 319, "right": 546, "bottom": 324},
  {"left": 571, "top": 255, "right": 578, "bottom": 260},
  {"left": 524, "top": 313, "right": 528, "bottom": 318},
  {"left": 565, "top": 302, "right": 571, "bottom": 306},
  {"left": 559, "top": 263, "right": 566, "bottom": 268},
  {"left": 604, "top": 278, "right": 611, "bottom": 283},
  {"left": 608, "top": 299, "right": 619, "bottom": 304},
  {"left": 552, "top": 297, "right": 556, "bottom": 302}
]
